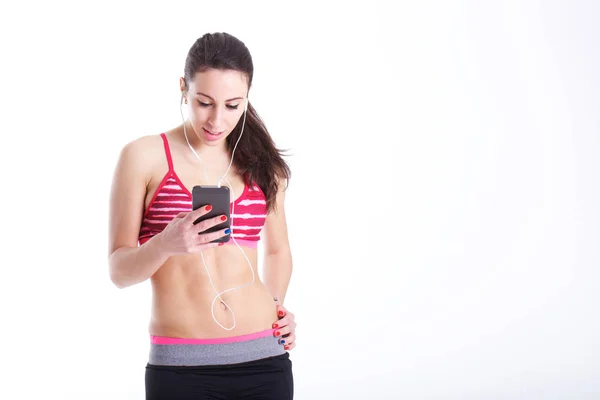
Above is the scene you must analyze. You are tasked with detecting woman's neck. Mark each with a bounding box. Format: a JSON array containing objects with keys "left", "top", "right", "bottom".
[{"left": 181, "top": 122, "right": 230, "bottom": 164}]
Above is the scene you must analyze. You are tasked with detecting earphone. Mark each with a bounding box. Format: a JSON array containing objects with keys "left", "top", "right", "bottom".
[{"left": 180, "top": 91, "right": 253, "bottom": 331}]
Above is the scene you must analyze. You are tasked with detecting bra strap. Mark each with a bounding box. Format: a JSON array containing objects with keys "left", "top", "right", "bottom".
[{"left": 159, "top": 133, "right": 174, "bottom": 172}]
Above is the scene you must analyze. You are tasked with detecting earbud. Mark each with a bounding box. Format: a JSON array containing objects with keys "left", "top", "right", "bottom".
[{"left": 245, "top": 97, "right": 249, "bottom": 112}]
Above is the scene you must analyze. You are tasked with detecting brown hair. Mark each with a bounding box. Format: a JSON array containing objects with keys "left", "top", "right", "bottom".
[{"left": 182, "top": 32, "right": 291, "bottom": 213}]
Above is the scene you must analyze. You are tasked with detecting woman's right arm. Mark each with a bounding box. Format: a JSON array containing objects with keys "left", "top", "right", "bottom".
[
  {"left": 107, "top": 138, "right": 168, "bottom": 289},
  {"left": 107, "top": 138, "right": 229, "bottom": 289}
]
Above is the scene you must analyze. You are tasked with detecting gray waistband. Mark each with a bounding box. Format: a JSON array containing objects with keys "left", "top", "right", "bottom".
[{"left": 148, "top": 335, "right": 286, "bottom": 366}]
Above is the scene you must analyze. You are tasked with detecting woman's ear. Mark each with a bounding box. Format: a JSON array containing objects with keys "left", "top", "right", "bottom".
[{"left": 180, "top": 78, "right": 187, "bottom": 105}]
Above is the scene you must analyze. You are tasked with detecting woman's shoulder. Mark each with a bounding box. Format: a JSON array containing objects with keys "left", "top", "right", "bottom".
[
  {"left": 115, "top": 132, "right": 169, "bottom": 177},
  {"left": 121, "top": 132, "right": 167, "bottom": 160}
]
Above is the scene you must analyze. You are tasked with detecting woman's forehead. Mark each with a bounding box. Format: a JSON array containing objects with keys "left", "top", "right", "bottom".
[{"left": 189, "top": 69, "right": 249, "bottom": 98}]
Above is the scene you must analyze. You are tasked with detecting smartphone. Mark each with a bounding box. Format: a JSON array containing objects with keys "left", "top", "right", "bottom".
[{"left": 192, "top": 185, "right": 231, "bottom": 243}]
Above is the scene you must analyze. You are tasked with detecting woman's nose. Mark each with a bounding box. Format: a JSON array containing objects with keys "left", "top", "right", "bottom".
[{"left": 208, "top": 107, "right": 224, "bottom": 129}]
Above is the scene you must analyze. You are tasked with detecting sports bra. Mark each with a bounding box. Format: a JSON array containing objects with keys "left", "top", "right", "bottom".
[{"left": 138, "top": 133, "right": 267, "bottom": 249}]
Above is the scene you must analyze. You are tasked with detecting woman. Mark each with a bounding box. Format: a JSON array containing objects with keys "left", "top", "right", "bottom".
[{"left": 108, "top": 32, "right": 296, "bottom": 399}]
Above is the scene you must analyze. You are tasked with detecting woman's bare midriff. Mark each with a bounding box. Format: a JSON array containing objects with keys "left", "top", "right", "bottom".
[
  {"left": 148, "top": 245, "right": 278, "bottom": 339},
  {"left": 141, "top": 131, "right": 277, "bottom": 339}
]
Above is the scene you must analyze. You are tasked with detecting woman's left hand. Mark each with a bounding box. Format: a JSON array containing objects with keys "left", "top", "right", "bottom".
[{"left": 272, "top": 300, "right": 296, "bottom": 351}]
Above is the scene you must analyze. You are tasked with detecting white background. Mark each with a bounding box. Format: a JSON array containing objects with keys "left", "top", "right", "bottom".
[{"left": 1, "top": 1, "right": 599, "bottom": 399}]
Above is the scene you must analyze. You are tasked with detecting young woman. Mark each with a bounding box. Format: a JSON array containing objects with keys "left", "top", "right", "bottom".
[{"left": 108, "top": 32, "right": 296, "bottom": 399}]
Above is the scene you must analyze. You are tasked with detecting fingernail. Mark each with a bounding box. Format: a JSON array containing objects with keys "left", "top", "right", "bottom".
[
  {"left": 224, "top": 228, "right": 231, "bottom": 234},
  {"left": 220, "top": 215, "right": 227, "bottom": 221},
  {"left": 284, "top": 345, "right": 290, "bottom": 350},
  {"left": 278, "top": 311, "right": 284, "bottom": 317},
  {"left": 273, "top": 324, "right": 279, "bottom": 328},
  {"left": 218, "top": 243, "right": 224, "bottom": 246},
  {"left": 280, "top": 339, "right": 285, "bottom": 344},
  {"left": 275, "top": 331, "right": 280, "bottom": 336},
  {"left": 206, "top": 205, "right": 212, "bottom": 211}
]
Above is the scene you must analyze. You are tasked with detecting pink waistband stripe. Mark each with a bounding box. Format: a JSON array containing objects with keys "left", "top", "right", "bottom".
[{"left": 150, "top": 328, "right": 277, "bottom": 345}]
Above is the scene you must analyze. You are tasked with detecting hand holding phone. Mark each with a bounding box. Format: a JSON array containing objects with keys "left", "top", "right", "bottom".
[
  {"left": 155, "top": 203, "right": 230, "bottom": 256},
  {"left": 192, "top": 185, "right": 232, "bottom": 244}
]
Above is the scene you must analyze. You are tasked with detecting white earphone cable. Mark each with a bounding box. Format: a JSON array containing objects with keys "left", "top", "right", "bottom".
[{"left": 180, "top": 94, "right": 254, "bottom": 330}]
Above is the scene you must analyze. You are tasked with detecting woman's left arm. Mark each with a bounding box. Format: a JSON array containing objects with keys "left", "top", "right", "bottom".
[
  {"left": 262, "top": 178, "right": 293, "bottom": 304},
  {"left": 262, "top": 178, "right": 297, "bottom": 351}
]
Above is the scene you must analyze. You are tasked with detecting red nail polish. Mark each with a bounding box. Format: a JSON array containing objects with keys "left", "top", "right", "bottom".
[
  {"left": 284, "top": 345, "right": 289, "bottom": 350},
  {"left": 278, "top": 311, "right": 284, "bottom": 317},
  {"left": 273, "top": 324, "right": 279, "bottom": 328},
  {"left": 218, "top": 243, "right": 224, "bottom": 246},
  {"left": 206, "top": 205, "right": 212, "bottom": 211},
  {"left": 220, "top": 215, "right": 227, "bottom": 221},
  {"left": 275, "top": 331, "right": 280, "bottom": 336}
]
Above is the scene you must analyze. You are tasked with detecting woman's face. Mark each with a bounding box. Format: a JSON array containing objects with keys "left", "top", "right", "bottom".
[{"left": 181, "top": 68, "right": 249, "bottom": 147}]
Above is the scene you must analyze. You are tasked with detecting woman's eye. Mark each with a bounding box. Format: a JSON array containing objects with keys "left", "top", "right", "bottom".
[{"left": 197, "top": 101, "right": 238, "bottom": 110}]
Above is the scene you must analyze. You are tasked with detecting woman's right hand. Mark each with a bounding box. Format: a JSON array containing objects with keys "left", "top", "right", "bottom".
[{"left": 155, "top": 204, "right": 229, "bottom": 256}]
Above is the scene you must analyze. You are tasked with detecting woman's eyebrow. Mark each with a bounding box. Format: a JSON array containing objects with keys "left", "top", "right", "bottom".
[{"left": 196, "top": 92, "right": 243, "bottom": 102}]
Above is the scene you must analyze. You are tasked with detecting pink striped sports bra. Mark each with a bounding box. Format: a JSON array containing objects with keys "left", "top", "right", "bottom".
[{"left": 138, "top": 133, "right": 267, "bottom": 249}]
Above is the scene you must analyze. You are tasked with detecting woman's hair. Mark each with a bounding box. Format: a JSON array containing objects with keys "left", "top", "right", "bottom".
[{"left": 182, "top": 32, "right": 291, "bottom": 214}]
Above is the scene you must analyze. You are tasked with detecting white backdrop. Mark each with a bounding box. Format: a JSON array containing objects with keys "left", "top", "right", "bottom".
[{"left": 1, "top": 1, "right": 599, "bottom": 399}]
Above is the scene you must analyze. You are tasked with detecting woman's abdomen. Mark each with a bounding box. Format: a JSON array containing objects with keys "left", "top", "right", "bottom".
[{"left": 149, "top": 252, "right": 277, "bottom": 338}]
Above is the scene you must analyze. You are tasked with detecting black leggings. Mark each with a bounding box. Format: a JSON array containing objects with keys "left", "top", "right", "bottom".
[{"left": 145, "top": 353, "right": 294, "bottom": 400}]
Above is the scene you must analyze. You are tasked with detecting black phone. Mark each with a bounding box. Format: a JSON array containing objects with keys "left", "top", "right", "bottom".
[{"left": 192, "top": 185, "right": 231, "bottom": 243}]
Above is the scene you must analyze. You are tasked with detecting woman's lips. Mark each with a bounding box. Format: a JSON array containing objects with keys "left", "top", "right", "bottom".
[{"left": 203, "top": 128, "right": 224, "bottom": 141}]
